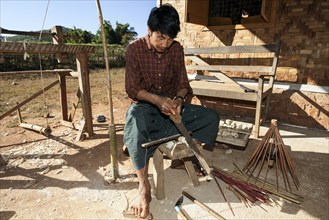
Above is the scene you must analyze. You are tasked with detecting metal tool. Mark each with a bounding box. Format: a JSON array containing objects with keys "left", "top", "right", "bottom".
[
  {"left": 169, "top": 113, "right": 211, "bottom": 175},
  {"left": 175, "top": 195, "right": 189, "bottom": 220},
  {"left": 182, "top": 191, "right": 226, "bottom": 220}
]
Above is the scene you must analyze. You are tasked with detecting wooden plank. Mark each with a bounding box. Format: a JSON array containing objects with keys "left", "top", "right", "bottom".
[
  {"left": 0, "top": 80, "right": 59, "bottom": 120},
  {"left": 152, "top": 148, "right": 165, "bottom": 200},
  {"left": 185, "top": 55, "right": 209, "bottom": 65},
  {"left": 186, "top": 65, "right": 273, "bottom": 73},
  {"left": 1, "top": 28, "right": 54, "bottom": 36},
  {"left": 61, "top": 120, "right": 78, "bottom": 130},
  {"left": 68, "top": 90, "right": 81, "bottom": 122},
  {"left": 0, "top": 69, "right": 72, "bottom": 75},
  {"left": 190, "top": 80, "right": 271, "bottom": 101},
  {"left": 183, "top": 160, "right": 200, "bottom": 187},
  {"left": 184, "top": 43, "right": 278, "bottom": 55},
  {"left": 75, "top": 119, "right": 86, "bottom": 141}
]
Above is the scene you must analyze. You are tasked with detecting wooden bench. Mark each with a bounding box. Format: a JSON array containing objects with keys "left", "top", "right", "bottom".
[{"left": 184, "top": 41, "right": 281, "bottom": 138}]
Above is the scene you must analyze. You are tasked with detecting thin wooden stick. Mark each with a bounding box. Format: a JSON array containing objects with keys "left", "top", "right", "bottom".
[{"left": 212, "top": 172, "right": 235, "bottom": 216}]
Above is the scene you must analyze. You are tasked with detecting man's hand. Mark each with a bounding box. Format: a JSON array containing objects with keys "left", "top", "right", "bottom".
[
  {"left": 156, "top": 96, "right": 178, "bottom": 116},
  {"left": 156, "top": 96, "right": 176, "bottom": 116}
]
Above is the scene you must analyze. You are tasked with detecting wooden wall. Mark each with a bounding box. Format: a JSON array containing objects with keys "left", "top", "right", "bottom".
[{"left": 160, "top": 0, "right": 329, "bottom": 130}]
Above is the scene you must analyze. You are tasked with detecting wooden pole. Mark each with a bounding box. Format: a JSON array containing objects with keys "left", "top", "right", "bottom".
[
  {"left": 95, "top": 0, "right": 118, "bottom": 180},
  {"left": 58, "top": 73, "right": 68, "bottom": 121},
  {"left": 76, "top": 52, "right": 93, "bottom": 136}
]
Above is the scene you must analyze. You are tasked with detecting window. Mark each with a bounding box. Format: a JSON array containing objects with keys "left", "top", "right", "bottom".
[{"left": 186, "top": 0, "right": 275, "bottom": 29}]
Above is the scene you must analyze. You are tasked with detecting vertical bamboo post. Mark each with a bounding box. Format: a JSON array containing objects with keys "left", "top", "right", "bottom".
[{"left": 95, "top": 0, "right": 118, "bottom": 180}]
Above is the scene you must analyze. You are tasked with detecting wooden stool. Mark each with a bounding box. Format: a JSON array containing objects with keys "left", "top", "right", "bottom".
[{"left": 151, "top": 138, "right": 200, "bottom": 200}]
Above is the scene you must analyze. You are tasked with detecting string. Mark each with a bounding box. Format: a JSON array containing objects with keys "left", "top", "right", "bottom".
[{"left": 38, "top": 0, "right": 51, "bottom": 127}]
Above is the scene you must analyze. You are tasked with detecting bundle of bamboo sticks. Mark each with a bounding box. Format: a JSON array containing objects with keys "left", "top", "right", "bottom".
[
  {"left": 243, "top": 119, "right": 300, "bottom": 192},
  {"left": 212, "top": 165, "right": 303, "bottom": 206}
]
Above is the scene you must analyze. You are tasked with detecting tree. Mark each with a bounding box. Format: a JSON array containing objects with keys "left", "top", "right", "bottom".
[
  {"left": 115, "top": 22, "right": 137, "bottom": 45},
  {"left": 93, "top": 20, "right": 137, "bottom": 45},
  {"left": 93, "top": 20, "right": 117, "bottom": 44},
  {"left": 66, "top": 26, "right": 94, "bottom": 44}
]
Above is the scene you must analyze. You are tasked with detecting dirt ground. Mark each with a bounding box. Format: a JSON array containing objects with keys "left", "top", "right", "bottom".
[
  {"left": 1, "top": 70, "right": 328, "bottom": 220},
  {"left": 0, "top": 70, "right": 134, "bottom": 219}
]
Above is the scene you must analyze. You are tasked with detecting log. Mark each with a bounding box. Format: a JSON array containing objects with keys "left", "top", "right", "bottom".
[{"left": 19, "top": 123, "right": 52, "bottom": 136}]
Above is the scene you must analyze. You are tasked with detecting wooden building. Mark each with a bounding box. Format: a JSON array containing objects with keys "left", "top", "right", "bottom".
[{"left": 160, "top": 0, "right": 328, "bottom": 130}]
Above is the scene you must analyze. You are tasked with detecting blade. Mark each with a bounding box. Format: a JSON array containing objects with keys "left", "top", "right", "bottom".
[
  {"left": 170, "top": 114, "right": 211, "bottom": 174},
  {"left": 175, "top": 195, "right": 184, "bottom": 207}
]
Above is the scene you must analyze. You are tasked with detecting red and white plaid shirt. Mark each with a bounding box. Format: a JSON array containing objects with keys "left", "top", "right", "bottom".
[{"left": 125, "top": 35, "right": 192, "bottom": 101}]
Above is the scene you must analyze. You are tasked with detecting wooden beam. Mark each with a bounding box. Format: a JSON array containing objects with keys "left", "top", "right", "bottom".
[
  {"left": 0, "top": 80, "right": 59, "bottom": 120},
  {"left": 0, "top": 42, "right": 95, "bottom": 55},
  {"left": 58, "top": 74, "right": 68, "bottom": 121},
  {"left": 76, "top": 53, "right": 93, "bottom": 136},
  {"left": 186, "top": 65, "right": 273, "bottom": 73},
  {"left": 184, "top": 43, "right": 278, "bottom": 55},
  {"left": 1, "top": 28, "right": 54, "bottom": 37},
  {"left": 0, "top": 69, "right": 72, "bottom": 75}
]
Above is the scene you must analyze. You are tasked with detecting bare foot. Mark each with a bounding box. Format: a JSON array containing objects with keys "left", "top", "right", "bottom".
[
  {"left": 129, "top": 181, "right": 152, "bottom": 219},
  {"left": 129, "top": 196, "right": 151, "bottom": 218}
]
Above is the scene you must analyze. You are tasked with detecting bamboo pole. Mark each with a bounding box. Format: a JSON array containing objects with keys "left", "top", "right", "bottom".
[
  {"left": 19, "top": 122, "right": 52, "bottom": 136},
  {"left": 95, "top": 0, "right": 118, "bottom": 180}
]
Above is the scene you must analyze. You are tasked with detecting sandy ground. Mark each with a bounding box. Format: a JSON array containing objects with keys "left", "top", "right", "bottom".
[{"left": 1, "top": 95, "right": 329, "bottom": 220}]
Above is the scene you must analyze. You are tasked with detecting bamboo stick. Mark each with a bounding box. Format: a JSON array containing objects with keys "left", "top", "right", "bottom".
[{"left": 19, "top": 123, "right": 52, "bottom": 136}]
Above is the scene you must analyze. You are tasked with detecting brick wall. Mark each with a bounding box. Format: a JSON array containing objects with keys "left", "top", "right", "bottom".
[{"left": 160, "top": 0, "right": 329, "bottom": 130}]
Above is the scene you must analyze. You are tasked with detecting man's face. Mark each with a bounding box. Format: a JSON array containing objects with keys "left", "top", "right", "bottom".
[{"left": 149, "top": 30, "right": 174, "bottom": 53}]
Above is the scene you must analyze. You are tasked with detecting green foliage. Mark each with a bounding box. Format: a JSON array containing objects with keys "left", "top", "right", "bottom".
[
  {"left": 93, "top": 20, "right": 137, "bottom": 45},
  {"left": 1, "top": 21, "right": 135, "bottom": 71},
  {"left": 3, "top": 20, "right": 137, "bottom": 45},
  {"left": 66, "top": 27, "right": 94, "bottom": 44},
  {"left": 115, "top": 22, "right": 138, "bottom": 45},
  {"left": 0, "top": 44, "right": 127, "bottom": 72}
]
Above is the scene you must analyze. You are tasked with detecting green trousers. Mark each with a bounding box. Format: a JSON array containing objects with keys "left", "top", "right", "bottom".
[{"left": 124, "top": 102, "right": 219, "bottom": 170}]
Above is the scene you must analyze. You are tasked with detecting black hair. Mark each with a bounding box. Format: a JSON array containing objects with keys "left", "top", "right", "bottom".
[{"left": 147, "top": 3, "right": 180, "bottom": 39}]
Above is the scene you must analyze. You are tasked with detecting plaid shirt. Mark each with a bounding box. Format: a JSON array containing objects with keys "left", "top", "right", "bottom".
[{"left": 125, "top": 35, "right": 192, "bottom": 101}]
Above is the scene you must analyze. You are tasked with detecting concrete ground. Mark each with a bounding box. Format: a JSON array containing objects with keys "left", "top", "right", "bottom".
[
  {"left": 1, "top": 120, "right": 328, "bottom": 220},
  {"left": 142, "top": 122, "right": 329, "bottom": 220}
]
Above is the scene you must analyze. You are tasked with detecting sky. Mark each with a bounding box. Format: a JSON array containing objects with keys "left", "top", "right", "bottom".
[{"left": 0, "top": 0, "right": 157, "bottom": 38}]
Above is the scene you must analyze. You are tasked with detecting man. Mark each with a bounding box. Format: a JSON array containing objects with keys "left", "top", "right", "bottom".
[{"left": 123, "top": 4, "right": 219, "bottom": 219}]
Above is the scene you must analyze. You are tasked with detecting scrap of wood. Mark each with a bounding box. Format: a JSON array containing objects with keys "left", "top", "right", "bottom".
[
  {"left": 68, "top": 89, "right": 81, "bottom": 122},
  {"left": 60, "top": 120, "right": 78, "bottom": 130},
  {"left": 75, "top": 119, "right": 86, "bottom": 141}
]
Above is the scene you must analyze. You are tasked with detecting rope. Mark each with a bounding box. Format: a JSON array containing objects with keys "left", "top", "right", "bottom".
[{"left": 38, "top": 0, "right": 51, "bottom": 127}]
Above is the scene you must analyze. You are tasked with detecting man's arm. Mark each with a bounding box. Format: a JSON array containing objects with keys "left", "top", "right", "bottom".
[{"left": 136, "top": 89, "right": 176, "bottom": 116}]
